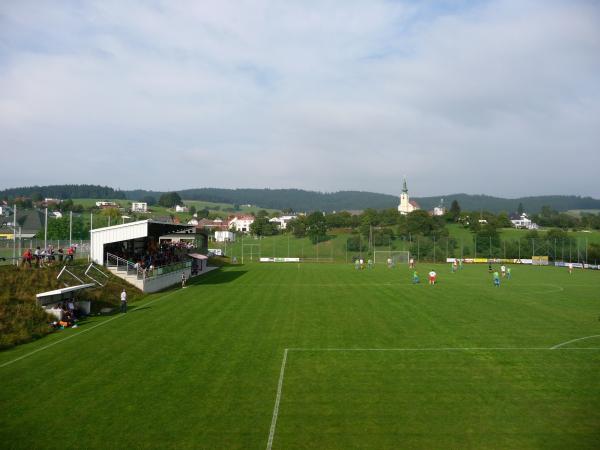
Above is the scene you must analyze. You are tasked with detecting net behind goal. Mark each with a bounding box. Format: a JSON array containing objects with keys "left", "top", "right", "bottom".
[{"left": 373, "top": 251, "right": 410, "bottom": 265}]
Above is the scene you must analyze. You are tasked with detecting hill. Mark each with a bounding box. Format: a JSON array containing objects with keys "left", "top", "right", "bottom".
[
  {"left": 125, "top": 189, "right": 600, "bottom": 214},
  {"left": 2, "top": 185, "right": 600, "bottom": 214},
  {"left": 0, "top": 184, "right": 125, "bottom": 200}
]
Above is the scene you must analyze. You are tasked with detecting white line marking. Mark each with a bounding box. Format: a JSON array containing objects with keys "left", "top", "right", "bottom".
[
  {"left": 0, "top": 289, "right": 179, "bottom": 369},
  {"left": 551, "top": 335, "right": 600, "bottom": 350},
  {"left": 288, "top": 347, "right": 600, "bottom": 352},
  {"left": 267, "top": 348, "right": 288, "bottom": 450},
  {"left": 266, "top": 344, "right": 600, "bottom": 445}
]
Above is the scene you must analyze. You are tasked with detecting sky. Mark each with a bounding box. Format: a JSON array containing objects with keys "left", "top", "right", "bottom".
[{"left": 1, "top": 0, "right": 599, "bottom": 198}]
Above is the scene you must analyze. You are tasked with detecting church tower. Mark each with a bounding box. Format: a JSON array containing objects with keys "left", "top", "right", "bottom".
[{"left": 398, "top": 177, "right": 418, "bottom": 215}]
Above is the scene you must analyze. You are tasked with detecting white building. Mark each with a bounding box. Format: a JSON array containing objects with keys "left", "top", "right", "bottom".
[
  {"left": 131, "top": 202, "right": 148, "bottom": 213},
  {"left": 398, "top": 178, "right": 420, "bottom": 215},
  {"left": 175, "top": 205, "right": 189, "bottom": 213},
  {"left": 228, "top": 215, "right": 254, "bottom": 232},
  {"left": 432, "top": 199, "right": 446, "bottom": 216},
  {"left": 269, "top": 215, "right": 297, "bottom": 230},
  {"left": 214, "top": 230, "right": 235, "bottom": 242},
  {"left": 96, "top": 201, "right": 118, "bottom": 208},
  {"left": 510, "top": 213, "right": 539, "bottom": 230}
]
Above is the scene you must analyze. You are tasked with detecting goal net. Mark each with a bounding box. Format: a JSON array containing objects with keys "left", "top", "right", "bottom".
[{"left": 373, "top": 250, "right": 410, "bottom": 265}]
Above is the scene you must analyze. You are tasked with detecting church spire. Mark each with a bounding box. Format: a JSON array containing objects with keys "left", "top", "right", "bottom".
[{"left": 402, "top": 177, "right": 408, "bottom": 193}]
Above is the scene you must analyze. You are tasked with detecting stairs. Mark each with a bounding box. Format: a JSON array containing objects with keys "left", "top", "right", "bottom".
[{"left": 105, "top": 265, "right": 145, "bottom": 290}]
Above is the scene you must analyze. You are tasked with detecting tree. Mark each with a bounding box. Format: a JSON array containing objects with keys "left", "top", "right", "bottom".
[
  {"left": 288, "top": 216, "right": 307, "bottom": 238},
  {"left": 158, "top": 192, "right": 182, "bottom": 208},
  {"left": 189, "top": 205, "right": 197, "bottom": 215},
  {"left": 517, "top": 202, "right": 524, "bottom": 215},
  {"left": 306, "top": 212, "right": 328, "bottom": 244},
  {"left": 346, "top": 234, "right": 367, "bottom": 252},
  {"left": 250, "top": 216, "right": 278, "bottom": 236},
  {"left": 406, "top": 210, "right": 435, "bottom": 236},
  {"left": 37, "top": 216, "right": 86, "bottom": 240},
  {"left": 449, "top": 200, "right": 461, "bottom": 221},
  {"left": 142, "top": 195, "right": 157, "bottom": 206},
  {"left": 100, "top": 207, "right": 120, "bottom": 223}
]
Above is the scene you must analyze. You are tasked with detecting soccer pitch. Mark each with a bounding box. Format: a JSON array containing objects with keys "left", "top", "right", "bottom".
[{"left": 1, "top": 263, "right": 599, "bottom": 449}]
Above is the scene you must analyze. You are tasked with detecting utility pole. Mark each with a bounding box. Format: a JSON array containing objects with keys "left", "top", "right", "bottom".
[
  {"left": 69, "top": 211, "right": 73, "bottom": 247},
  {"left": 44, "top": 207, "right": 48, "bottom": 250},
  {"left": 12, "top": 203, "right": 17, "bottom": 266}
]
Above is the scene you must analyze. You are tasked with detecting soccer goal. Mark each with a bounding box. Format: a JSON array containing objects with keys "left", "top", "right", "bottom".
[{"left": 373, "top": 250, "right": 410, "bottom": 265}]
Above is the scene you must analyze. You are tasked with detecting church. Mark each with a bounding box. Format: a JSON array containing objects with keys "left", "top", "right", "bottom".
[{"left": 398, "top": 178, "right": 420, "bottom": 215}]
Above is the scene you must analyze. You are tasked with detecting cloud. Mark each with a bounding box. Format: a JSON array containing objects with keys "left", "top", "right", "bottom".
[{"left": 0, "top": 0, "right": 599, "bottom": 198}]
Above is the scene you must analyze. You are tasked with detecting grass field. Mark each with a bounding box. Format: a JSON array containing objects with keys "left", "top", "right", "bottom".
[{"left": 1, "top": 263, "right": 599, "bottom": 449}]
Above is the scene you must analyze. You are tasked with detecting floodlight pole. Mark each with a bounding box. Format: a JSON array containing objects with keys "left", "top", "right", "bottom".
[
  {"left": 17, "top": 226, "right": 22, "bottom": 266},
  {"left": 12, "top": 203, "right": 17, "bottom": 266},
  {"left": 69, "top": 211, "right": 73, "bottom": 247},
  {"left": 44, "top": 207, "right": 48, "bottom": 250}
]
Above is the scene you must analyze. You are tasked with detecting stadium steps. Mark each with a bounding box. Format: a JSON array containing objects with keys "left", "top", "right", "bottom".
[{"left": 105, "top": 266, "right": 144, "bottom": 290}]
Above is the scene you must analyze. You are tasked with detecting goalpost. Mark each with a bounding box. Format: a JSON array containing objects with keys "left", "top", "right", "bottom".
[
  {"left": 373, "top": 250, "right": 410, "bottom": 265},
  {"left": 241, "top": 244, "right": 261, "bottom": 263}
]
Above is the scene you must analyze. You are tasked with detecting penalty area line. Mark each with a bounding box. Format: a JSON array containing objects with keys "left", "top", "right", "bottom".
[
  {"left": 551, "top": 335, "right": 600, "bottom": 350},
  {"left": 266, "top": 348, "right": 288, "bottom": 450},
  {"left": 0, "top": 289, "right": 180, "bottom": 369},
  {"left": 288, "top": 347, "right": 600, "bottom": 352}
]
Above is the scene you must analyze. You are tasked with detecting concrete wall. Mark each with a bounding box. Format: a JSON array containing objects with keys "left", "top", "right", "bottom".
[{"left": 143, "top": 268, "right": 191, "bottom": 293}]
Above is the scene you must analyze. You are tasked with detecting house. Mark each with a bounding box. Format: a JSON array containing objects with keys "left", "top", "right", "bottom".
[
  {"left": 269, "top": 215, "right": 297, "bottom": 230},
  {"left": 44, "top": 198, "right": 62, "bottom": 206},
  {"left": 510, "top": 213, "right": 539, "bottom": 230},
  {"left": 0, "top": 205, "right": 12, "bottom": 217},
  {"left": 228, "top": 215, "right": 254, "bottom": 232},
  {"left": 131, "top": 202, "right": 148, "bottom": 213},
  {"left": 398, "top": 178, "right": 420, "bottom": 215},
  {"left": 8, "top": 210, "right": 45, "bottom": 238},
  {"left": 96, "top": 201, "right": 119, "bottom": 208},
  {"left": 175, "top": 205, "right": 189, "bottom": 213},
  {"left": 431, "top": 199, "right": 446, "bottom": 216},
  {"left": 192, "top": 218, "right": 228, "bottom": 230},
  {"left": 214, "top": 230, "right": 235, "bottom": 242}
]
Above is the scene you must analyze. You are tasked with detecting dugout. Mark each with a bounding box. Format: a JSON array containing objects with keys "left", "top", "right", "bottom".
[{"left": 36, "top": 283, "right": 96, "bottom": 320}]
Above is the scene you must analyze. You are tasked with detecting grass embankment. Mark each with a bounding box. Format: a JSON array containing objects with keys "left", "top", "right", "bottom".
[{"left": 0, "top": 262, "right": 143, "bottom": 349}]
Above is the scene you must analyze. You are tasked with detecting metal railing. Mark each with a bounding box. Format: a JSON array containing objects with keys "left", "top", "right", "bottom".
[
  {"left": 105, "top": 252, "right": 193, "bottom": 281},
  {"left": 105, "top": 252, "right": 141, "bottom": 278}
]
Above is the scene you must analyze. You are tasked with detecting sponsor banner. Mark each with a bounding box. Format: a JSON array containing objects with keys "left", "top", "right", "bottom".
[
  {"left": 555, "top": 261, "right": 599, "bottom": 270},
  {"left": 532, "top": 256, "right": 549, "bottom": 266},
  {"left": 208, "top": 248, "right": 223, "bottom": 256},
  {"left": 260, "top": 257, "right": 300, "bottom": 263},
  {"left": 446, "top": 258, "right": 532, "bottom": 264}
]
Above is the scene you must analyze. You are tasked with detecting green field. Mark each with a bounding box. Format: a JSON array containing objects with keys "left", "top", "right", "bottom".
[
  {"left": 72, "top": 198, "right": 280, "bottom": 218},
  {"left": 1, "top": 263, "right": 599, "bottom": 449}
]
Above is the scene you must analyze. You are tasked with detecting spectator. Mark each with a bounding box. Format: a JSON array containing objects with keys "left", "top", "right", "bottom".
[{"left": 120, "top": 289, "right": 127, "bottom": 313}]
